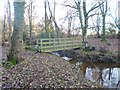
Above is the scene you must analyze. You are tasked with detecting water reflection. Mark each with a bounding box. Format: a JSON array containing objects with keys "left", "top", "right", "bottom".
[{"left": 69, "top": 60, "right": 120, "bottom": 88}]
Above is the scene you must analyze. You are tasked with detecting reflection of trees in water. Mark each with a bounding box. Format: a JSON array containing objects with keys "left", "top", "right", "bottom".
[
  {"left": 80, "top": 63, "right": 87, "bottom": 78},
  {"left": 79, "top": 62, "right": 118, "bottom": 87},
  {"left": 96, "top": 68, "right": 103, "bottom": 86},
  {"left": 108, "top": 68, "right": 112, "bottom": 80}
]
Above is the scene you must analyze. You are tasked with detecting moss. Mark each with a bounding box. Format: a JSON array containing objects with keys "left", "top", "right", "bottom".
[
  {"left": 101, "top": 38, "right": 107, "bottom": 42},
  {"left": 25, "top": 46, "right": 35, "bottom": 51}
]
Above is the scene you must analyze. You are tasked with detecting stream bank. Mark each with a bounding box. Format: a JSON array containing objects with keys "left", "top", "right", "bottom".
[
  {"left": 54, "top": 49, "right": 119, "bottom": 63},
  {"left": 51, "top": 49, "right": 120, "bottom": 88}
]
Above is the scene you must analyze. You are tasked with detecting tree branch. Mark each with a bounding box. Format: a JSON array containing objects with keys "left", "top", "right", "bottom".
[
  {"left": 61, "top": 4, "right": 77, "bottom": 9},
  {"left": 88, "top": 1, "right": 105, "bottom": 14},
  {"left": 86, "top": 13, "right": 101, "bottom": 20}
]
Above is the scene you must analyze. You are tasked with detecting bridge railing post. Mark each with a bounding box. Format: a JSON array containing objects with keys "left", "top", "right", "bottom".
[
  {"left": 53, "top": 38, "right": 55, "bottom": 51},
  {"left": 64, "top": 38, "right": 66, "bottom": 50},
  {"left": 40, "top": 39, "right": 43, "bottom": 52},
  {"left": 72, "top": 38, "right": 74, "bottom": 48}
]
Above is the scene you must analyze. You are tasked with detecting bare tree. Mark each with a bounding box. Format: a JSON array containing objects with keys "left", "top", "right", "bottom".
[
  {"left": 99, "top": 0, "right": 108, "bottom": 41},
  {"left": 74, "top": 0, "right": 103, "bottom": 48},
  {"left": 108, "top": 1, "right": 120, "bottom": 31},
  {"left": 47, "top": 0, "right": 60, "bottom": 38}
]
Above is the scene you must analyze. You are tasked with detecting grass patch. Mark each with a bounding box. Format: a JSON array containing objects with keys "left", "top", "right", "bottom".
[
  {"left": 82, "top": 46, "right": 90, "bottom": 52},
  {"left": 4, "top": 61, "right": 15, "bottom": 68},
  {"left": 3, "top": 57, "right": 17, "bottom": 68}
]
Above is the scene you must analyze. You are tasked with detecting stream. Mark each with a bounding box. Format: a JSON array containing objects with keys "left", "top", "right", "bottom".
[
  {"left": 52, "top": 52, "right": 120, "bottom": 88},
  {"left": 70, "top": 60, "right": 120, "bottom": 88}
]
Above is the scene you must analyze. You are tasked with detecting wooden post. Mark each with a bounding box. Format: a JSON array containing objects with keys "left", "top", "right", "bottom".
[
  {"left": 53, "top": 38, "right": 55, "bottom": 51},
  {"left": 40, "top": 39, "right": 43, "bottom": 52},
  {"left": 64, "top": 38, "right": 66, "bottom": 50},
  {"left": 72, "top": 38, "right": 74, "bottom": 48}
]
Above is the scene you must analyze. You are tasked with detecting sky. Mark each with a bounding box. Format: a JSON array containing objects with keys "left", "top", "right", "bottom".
[{"left": 0, "top": 0, "right": 119, "bottom": 30}]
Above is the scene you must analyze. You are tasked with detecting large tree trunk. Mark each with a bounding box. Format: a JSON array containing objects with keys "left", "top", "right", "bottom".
[
  {"left": 8, "top": 1, "right": 25, "bottom": 63},
  {"left": 82, "top": 1, "right": 88, "bottom": 48}
]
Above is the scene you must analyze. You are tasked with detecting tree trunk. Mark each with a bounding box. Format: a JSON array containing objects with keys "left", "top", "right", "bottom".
[
  {"left": 82, "top": 1, "right": 88, "bottom": 48},
  {"left": 2, "top": 14, "right": 6, "bottom": 45},
  {"left": 8, "top": 1, "right": 25, "bottom": 63},
  {"left": 44, "top": 0, "right": 48, "bottom": 34},
  {"left": 99, "top": 1, "right": 108, "bottom": 41},
  {"left": 77, "top": 1, "right": 84, "bottom": 48},
  {"left": 8, "top": 0, "right": 12, "bottom": 40},
  {"left": 28, "top": 1, "right": 32, "bottom": 45},
  {"left": 47, "top": 0, "right": 60, "bottom": 38},
  {"left": 68, "top": 16, "right": 72, "bottom": 37},
  {"left": 97, "top": 26, "right": 100, "bottom": 38},
  {"left": 101, "top": 15, "right": 106, "bottom": 41},
  {"left": 96, "top": 16, "right": 100, "bottom": 38}
]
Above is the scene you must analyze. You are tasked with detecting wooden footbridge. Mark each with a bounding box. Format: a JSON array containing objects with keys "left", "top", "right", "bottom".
[{"left": 36, "top": 38, "right": 81, "bottom": 52}]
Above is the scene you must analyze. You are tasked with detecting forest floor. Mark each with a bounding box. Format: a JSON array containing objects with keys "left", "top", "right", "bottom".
[
  {"left": 87, "top": 38, "right": 119, "bottom": 53},
  {"left": 1, "top": 38, "right": 119, "bottom": 88},
  {"left": 1, "top": 50, "right": 100, "bottom": 88}
]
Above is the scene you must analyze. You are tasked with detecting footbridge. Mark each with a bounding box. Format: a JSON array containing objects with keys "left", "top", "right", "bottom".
[{"left": 36, "top": 38, "right": 81, "bottom": 53}]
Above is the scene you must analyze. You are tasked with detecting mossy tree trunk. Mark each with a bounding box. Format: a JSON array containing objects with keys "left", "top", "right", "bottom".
[{"left": 8, "top": 0, "right": 25, "bottom": 64}]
